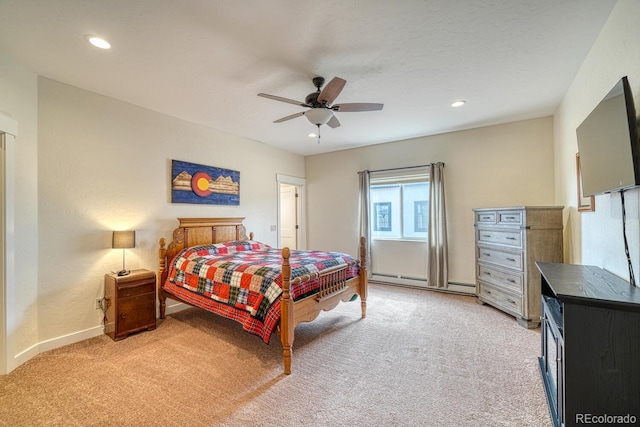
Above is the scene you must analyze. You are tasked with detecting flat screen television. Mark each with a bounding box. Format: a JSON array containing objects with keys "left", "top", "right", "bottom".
[{"left": 576, "top": 76, "right": 640, "bottom": 197}]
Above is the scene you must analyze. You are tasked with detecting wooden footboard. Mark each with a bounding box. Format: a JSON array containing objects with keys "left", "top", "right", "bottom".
[
  {"left": 280, "top": 236, "right": 368, "bottom": 374},
  {"left": 157, "top": 217, "right": 368, "bottom": 375}
]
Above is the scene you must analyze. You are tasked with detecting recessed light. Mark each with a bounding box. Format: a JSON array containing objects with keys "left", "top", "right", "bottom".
[
  {"left": 308, "top": 133, "right": 317, "bottom": 138},
  {"left": 85, "top": 34, "right": 111, "bottom": 49},
  {"left": 451, "top": 100, "right": 466, "bottom": 108}
]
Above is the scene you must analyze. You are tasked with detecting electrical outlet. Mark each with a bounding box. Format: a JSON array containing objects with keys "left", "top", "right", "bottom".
[{"left": 95, "top": 298, "right": 104, "bottom": 310}]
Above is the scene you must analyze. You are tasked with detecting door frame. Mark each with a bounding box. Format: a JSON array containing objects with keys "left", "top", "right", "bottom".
[
  {"left": 0, "top": 112, "right": 17, "bottom": 374},
  {"left": 276, "top": 174, "right": 306, "bottom": 250}
]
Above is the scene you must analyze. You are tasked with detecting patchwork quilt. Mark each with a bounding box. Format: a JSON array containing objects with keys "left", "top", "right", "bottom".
[{"left": 163, "top": 241, "right": 359, "bottom": 343}]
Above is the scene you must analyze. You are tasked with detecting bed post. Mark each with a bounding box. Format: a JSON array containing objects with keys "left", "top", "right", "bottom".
[
  {"left": 280, "top": 247, "right": 294, "bottom": 375},
  {"left": 158, "top": 238, "right": 167, "bottom": 319},
  {"left": 359, "top": 236, "right": 368, "bottom": 319}
]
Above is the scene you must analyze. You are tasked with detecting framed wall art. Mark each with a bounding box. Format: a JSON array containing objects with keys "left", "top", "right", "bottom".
[
  {"left": 171, "top": 160, "right": 240, "bottom": 205},
  {"left": 576, "top": 153, "right": 595, "bottom": 212}
]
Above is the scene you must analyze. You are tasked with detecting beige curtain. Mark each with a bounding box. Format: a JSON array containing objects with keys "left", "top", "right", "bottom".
[
  {"left": 358, "top": 170, "right": 372, "bottom": 274},
  {"left": 426, "top": 162, "right": 448, "bottom": 288}
]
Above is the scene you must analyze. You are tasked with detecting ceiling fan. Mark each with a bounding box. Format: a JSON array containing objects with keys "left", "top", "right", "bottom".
[{"left": 257, "top": 76, "right": 383, "bottom": 130}]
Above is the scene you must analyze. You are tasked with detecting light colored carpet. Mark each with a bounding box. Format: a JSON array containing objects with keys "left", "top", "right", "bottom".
[{"left": 0, "top": 283, "right": 551, "bottom": 426}]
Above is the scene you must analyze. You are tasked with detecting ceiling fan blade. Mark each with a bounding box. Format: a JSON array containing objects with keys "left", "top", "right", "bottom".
[
  {"left": 332, "top": 103, "right": 384, "bottom": 112},
  {"left": 318, "top": 77, "right": 346, "bottom": 105},
  {"left": 258, "top": 93, "right": 309, "bottom": 108},
  {"left": 327, "top": 115, "right": 341, "bottom": 128},
  {"left": 274, "top": 111, "right": 305, "bottom": 123}
]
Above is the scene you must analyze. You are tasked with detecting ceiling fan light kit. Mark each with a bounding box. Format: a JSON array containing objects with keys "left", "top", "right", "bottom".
[
  {"left": 257, "top": 76, "right": 383, "bottom": 140},
  {"left": 304, "top": 108, "right": 334, "bottom": 125}
]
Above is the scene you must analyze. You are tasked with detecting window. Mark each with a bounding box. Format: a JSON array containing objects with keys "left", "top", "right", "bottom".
[
  {"left": 373, "top": 202, "right": 392, "bottom": 231},
  {"left": 370, "top": 171, "right": 429, "bottom": 240},
  {"left": 414, "top": 200, "right": 428, "bottom": 232}
]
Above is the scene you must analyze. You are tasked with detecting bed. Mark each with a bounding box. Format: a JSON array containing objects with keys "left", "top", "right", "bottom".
[{"left": 157, "top": 217, "right": 368, "bottom": 374}]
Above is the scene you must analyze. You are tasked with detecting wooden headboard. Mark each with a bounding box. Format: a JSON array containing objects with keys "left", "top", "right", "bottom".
[
  {"left": 165, "top": 217, "right": 248, "bottom": 258},
  {"left": 158, "top": 217, "right": 251, "bottom": 282}
]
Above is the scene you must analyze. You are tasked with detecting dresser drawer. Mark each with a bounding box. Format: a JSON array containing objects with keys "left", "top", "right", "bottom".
[
  {"left": 475, "top": 211, "right": 496, "bottom": 224},
  {"left": 476, "top": 228, "right": 523, "bottom": 248},
  {"left": 477, "top": 246, "right": 523, "bottom": 271},
  {"left": 478, "top": 281, "right": 523, "bottom": 316},
  {"left": 477, "top": 264, "right": 523, "bottom": 293},
  {"left": 497, "top": 210, "right": 523, "bottom": 226}
]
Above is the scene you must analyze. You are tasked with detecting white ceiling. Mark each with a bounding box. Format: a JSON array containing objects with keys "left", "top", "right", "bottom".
[{"left": 0, "top": 0, "right": 617, "bottom": 156}]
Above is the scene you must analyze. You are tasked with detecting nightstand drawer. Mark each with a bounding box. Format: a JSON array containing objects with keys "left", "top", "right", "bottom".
[{"left": 118, "top": 282, "right": 154, "bottom": 298}]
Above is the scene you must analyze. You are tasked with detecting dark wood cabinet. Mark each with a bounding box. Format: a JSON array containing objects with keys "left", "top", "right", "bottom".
[
  {"left": 537, "top": 262, "right": 640, "bottom": 427},
  {"left": 104, "top": 269, "right": 156, "bottom": 340}
]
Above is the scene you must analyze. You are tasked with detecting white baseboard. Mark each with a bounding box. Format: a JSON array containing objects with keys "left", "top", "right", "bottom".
[
  {"left": 165, "top": 300, "right": 190, "bottom": 316},
  {"left": 447, "top": 282, "right": 476, "bottom": 295},
  {"left": 10, "top": 325, "right": 104, "bottom": 373},
  {"left": 7, "top": 299, "right": 192, "bottom": 373}
]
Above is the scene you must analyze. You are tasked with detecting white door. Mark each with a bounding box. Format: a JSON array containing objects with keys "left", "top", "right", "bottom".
[
  {"left": 280, "top": 183, "right": 298, "bottom": 250},
  {"left": 0, "top": 133, "right": 5, "bottom": 374}
]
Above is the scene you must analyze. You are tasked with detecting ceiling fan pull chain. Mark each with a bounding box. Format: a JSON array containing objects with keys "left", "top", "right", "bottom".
[{"left": 317, "top": 124, "right": 321, "bottom": 144}]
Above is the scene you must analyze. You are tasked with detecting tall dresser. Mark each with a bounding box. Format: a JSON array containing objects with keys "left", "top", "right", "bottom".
[{"left": 473, "top": 206, "right": 563, "bottom": 328}]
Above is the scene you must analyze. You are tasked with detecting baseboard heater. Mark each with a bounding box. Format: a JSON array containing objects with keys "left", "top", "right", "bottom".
[
  {"left": 371, "top": 273, "right": 475, "bottom": 287},
  {"left": 372, "top": 272, "right": 428, "bottom": 282},
  {"left": 370, "top": 273, "right": 475, "bottom": 295}
]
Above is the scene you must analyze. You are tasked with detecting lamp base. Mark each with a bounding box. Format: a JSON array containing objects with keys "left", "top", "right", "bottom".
[{"left": 117, "top": 269, "right": 130, "bottom": 277}]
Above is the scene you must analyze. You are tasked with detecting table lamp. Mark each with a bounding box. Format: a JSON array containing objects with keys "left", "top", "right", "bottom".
[{"left": 112, "top": 230, "right": 135, "bottom": 276}]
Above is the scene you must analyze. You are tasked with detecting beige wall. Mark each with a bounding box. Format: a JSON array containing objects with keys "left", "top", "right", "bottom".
[
  {"left": 305, "top": 117, "right": 556, "bottom": 286},
  {"left": 0, "top": 51, "right": 39, "bottom": 371},
  {"left": 36, "top": 78, "right": 305, "bottom": 346},
  {"left": 554, "top": 0, "right": 640, "bottom": 280},
  {"left": 3, "top": 0, "right": 637, "bottom": 373}
]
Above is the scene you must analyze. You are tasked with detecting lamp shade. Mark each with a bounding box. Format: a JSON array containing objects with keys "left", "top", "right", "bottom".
[
  {"left": 112, "top": 230, "right": 135, "bottom": 249},
  {"left": 304, "top": 108, "right": 334, "bottom": 126}
]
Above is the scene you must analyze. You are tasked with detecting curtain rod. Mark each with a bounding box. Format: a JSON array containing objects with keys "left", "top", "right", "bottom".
[{"left": 357, "top": 162, "right": 444, "bottom": 174}]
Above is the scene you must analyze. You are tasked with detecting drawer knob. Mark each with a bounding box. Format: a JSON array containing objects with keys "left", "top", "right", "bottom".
[
  {"left": 506, "top": 237, "right": 516, "bottom": 240},
  {"left": 483, "top": 253, "right": 491, "bottom": 257},
  {"left": 483, "top": 234, "right": 491, "bottom": 238},
  {"left": 506, "top": 257, "right": 516, "bottom": 262},
  {"left": 121, "top": 313, "right": 127, "bottom": 319},
  {"left": 508, "top": 279, "right": 516, "bottom": 283},
  {"left": 484, "top": 271, "right": 491, "bottom": 276},
  {"left": 507, "top": 298, "right": 516, "bottom": 304},
  {"left": 485, "top": 289, "right": 492, "bottom": 294}
]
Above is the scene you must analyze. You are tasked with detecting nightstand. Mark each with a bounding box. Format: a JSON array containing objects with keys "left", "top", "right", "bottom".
[{"left": 104, "top": 269, "right": 156, "bottom": 340}]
